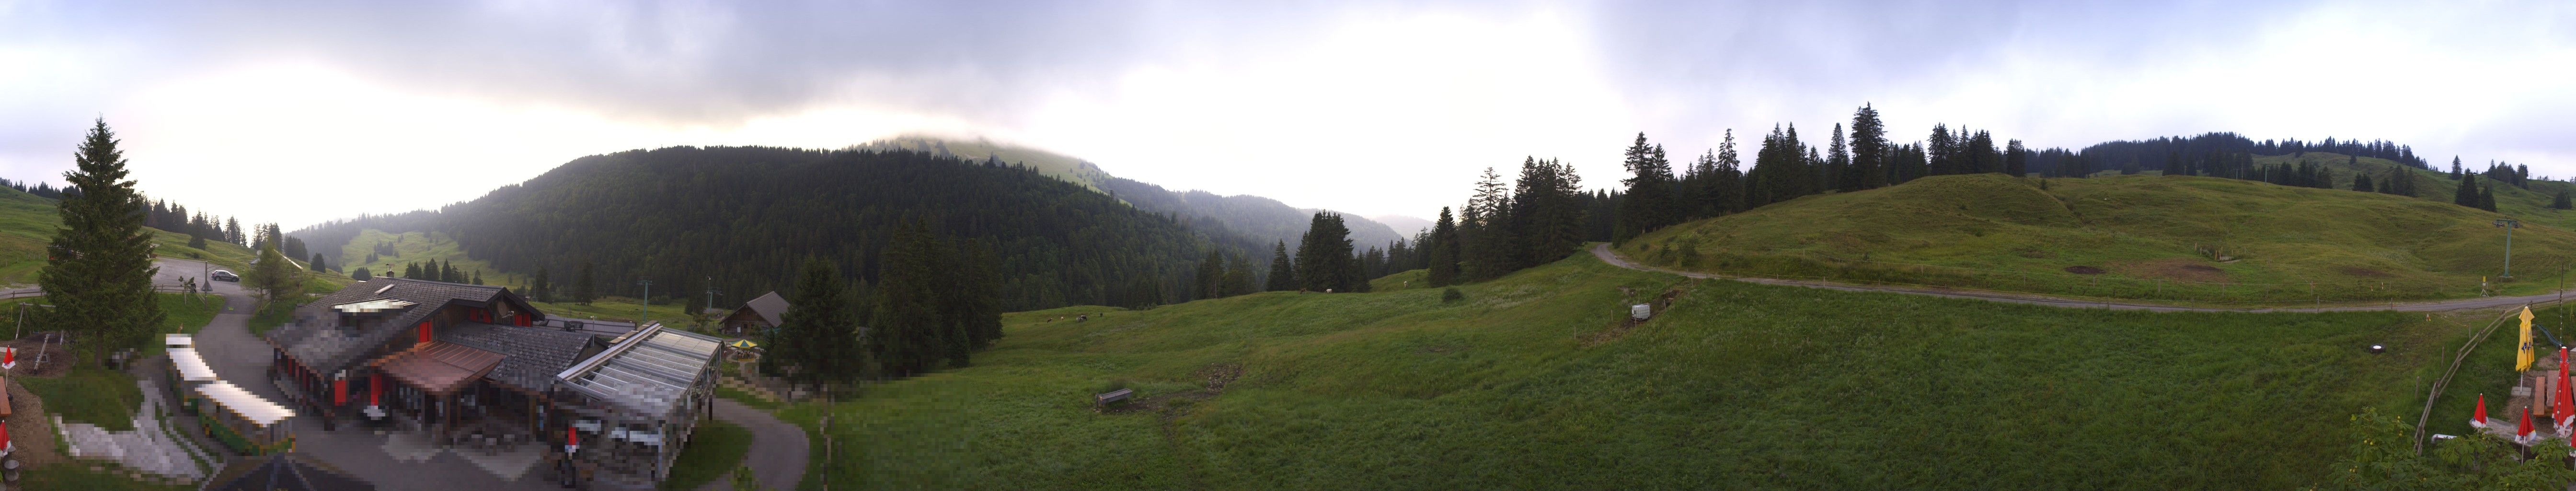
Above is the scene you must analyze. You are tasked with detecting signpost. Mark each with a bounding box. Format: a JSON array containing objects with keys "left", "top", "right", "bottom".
[{"left": 2498, "top": 219, "right": 2522, "bottom": 278}]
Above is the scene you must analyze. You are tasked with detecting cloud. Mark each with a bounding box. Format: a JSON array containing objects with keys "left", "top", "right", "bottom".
[{"left": 2, "top": 0, "right": 2572, "bottom": 226}]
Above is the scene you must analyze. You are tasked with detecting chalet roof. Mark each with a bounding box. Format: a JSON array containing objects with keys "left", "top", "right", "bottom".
[
  {"left": 267, "top": 278, "right": 540, "bottom": 374},
  {"left": 736, "top": 291, "right": 789, "bottom": 327},
  {"left": 202, "top": 452, "right": 375, "bottom": 491},
  {"left": 436, "top": 322, "right": 598, "bottom": 393},
  {"left": 555, "top": 323, "right": 722, "bottom": 421},
  {"left": 373, "top": 342, "right": 504, "bottom": 396}
]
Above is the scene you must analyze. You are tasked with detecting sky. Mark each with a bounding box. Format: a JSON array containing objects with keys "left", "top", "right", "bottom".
[{"left": 2, "top": 0, "right": 2571, "bottom": 229}]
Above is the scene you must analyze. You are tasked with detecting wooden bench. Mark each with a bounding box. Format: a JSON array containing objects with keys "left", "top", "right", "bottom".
[{"left": 1094, "top": 388, "right": 1134, "bottom": 410}]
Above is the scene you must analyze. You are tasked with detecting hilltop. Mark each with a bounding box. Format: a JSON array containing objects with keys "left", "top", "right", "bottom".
[
  {"left": 780, "top": 251, "right": 2445, "bottom": 489},
  {"left": 1621, "top": 172, "right": 2576, "bottom": 304},
  {"left": 855, "top": 135, "right": 1407, "bottom": 248}
]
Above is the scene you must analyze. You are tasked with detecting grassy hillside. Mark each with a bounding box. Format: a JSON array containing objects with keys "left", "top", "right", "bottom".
[
  {"left": 0, "top": 185, "right": 273, "bottom": 285},
  {"left": 777, "top": 253, "right": 2452, "bottom": 489},
  {"left": 1623, "top": 173, "right": 2576, "bottom": 304},
  {"left": 2275, "top": 152, "right": 2576, "bottom": 233},
  {"left": 335, "top": 229, "right": 526, "bottom": 286}
]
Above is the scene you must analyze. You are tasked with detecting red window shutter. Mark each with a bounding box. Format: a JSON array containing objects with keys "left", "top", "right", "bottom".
[
  {"left": 420, "top": 321, "right": 433, "bottom": 343},
  {"left": 334, "top": 378, "right": 348, "bottom": 405}
]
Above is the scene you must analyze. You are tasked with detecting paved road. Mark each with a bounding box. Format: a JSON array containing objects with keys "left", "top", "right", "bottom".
[
  {"left": 698, "top": 398, "right": 809, "bottom": 491},
  {"left": 1590, "top": 243, "right": 2575, "bottom": 313}
]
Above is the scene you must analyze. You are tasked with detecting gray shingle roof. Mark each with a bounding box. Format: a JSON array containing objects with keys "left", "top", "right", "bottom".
[
  {"left": 436, "top": 322, "right": 598, "bottom": 393},
  {"left": 267, "top": 278, "right": 536, "bottom": 375},
  {"left": 739, "top": 291, "right": 789, "bottom": 327}
]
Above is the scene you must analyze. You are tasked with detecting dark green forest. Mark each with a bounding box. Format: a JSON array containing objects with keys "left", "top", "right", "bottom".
[{"left": 294, "top": 146, "right": 1239, "bottom": 311}]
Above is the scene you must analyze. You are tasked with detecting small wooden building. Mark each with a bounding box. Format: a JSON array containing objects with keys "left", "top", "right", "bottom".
[{"left": 717, "top": 292, "right": 788, "bottom": 336}]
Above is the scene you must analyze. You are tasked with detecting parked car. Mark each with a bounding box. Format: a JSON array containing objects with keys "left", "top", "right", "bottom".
[{"left": 210, "top": 270, "right": 239, "bottom": 282}]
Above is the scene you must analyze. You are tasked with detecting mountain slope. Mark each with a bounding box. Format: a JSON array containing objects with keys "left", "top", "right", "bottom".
[
  {"left": 301, "top": 146, "right": 1226, "bottom": 310},
  {"left": 1622, "top": 173, "right": 2576, "bottom": 303}
]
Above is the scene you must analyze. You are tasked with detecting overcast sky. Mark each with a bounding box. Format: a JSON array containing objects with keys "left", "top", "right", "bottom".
[{"left": 3, "top": 0, "right": 2570, "bottom": 229}]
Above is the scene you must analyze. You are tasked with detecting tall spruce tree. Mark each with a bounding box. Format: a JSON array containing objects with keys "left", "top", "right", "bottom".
[
  {"left": 1707, "top": 129, "right": 1746, "bottom": 212},
  {"left": 1849, "top": 105, "right": 1888, "bottom": 189},
  {"left": 2555, "top": 189, "right": 2573, "bottom": 210},
  {"left": 42, "top": 119, "right": 165, "bottom": 351},
  {"left": 1293, "top": 212, "right": 1357, "bottom": 292},
  {"left": 1462, "top": 167, "right": 1516, "bottom": 281},
  {"left": 1425, "top": 207, "right": 1461, "bottom": 287},
  {"left": 1265, "top": 240, "right": 1294, "bottom": 291},
  {"left": 1615, "top": 133, "right": 1677, "bottom": 242},
  {"left": 2004, "top": 139, "right": 2028, "bottom": 177},
  {"left": 770, "top": 257, "right": 862, "bottom": 389},
  {"left": 244, "top": 245, "right": 304, "bottom": 310},
  {"left": 1828, "top": 123, "right": 1854, "bottom": 191}
]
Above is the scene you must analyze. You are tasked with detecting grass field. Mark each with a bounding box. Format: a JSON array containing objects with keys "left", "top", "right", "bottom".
[
  {"left": 663, "top": 419, "right": 754, "bottom": 491},
  {"left": 334, "top": 229, "right": 527, "bottom": 287},
  {"left": 776, "top": 252, "right": 2461, "bottom": 489},
  {"left": 11, "top": 293, "right": 225, "bottom": 432},
  {"left": 529, "top": 296, "right": 704, "bottom": 329},
  {"left": 1624, "top": 172, "right": 2576, "bottom": 304}
]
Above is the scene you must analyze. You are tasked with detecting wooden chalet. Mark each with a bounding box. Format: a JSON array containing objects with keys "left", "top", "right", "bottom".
[{"left": 717, "top": 291, "right": 788, "bottom": 336}]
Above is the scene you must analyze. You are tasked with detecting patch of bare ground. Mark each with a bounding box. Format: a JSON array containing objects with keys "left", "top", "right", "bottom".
[
  {"left": 2339, "top": 266, "right": 2394, "bottom": 278},
  {"left": 2063, "top": 265, "right": 2105, "bottom": 275},
  {"left": 5, "top": 374, "right": 62, "bottom": 466},
  {"left": 1586, "top": 287, "right": 1687, "bottom": 347},
  {"left": 2113, "top": 258, "right": 2232, "bottom": 283}
]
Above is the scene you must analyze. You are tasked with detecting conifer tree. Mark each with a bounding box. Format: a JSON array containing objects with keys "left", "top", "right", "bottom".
[
  {"left": 1265, "top": 240, "right": 1294, "bottom": 291},
  {"left": 1828, "top": 123, "right": 1854, "bottom": 191},
  {"left": 2351, "top": 173, "right": 2373, "bottom": 192},
  {"left": 2556, "top": 189, "right": 2573, "bottom": 210},
  {"left": 2457, "top": 176, "right": 2480, "bottom": 207},
  {"left": 2004, "top": 140, "right": 2028, "bottom": 177},
  {"left": 1294, "top": 212, "right": 1357, "bottom": 292},
  {"left": 1615, "top": 133, "right": 1677, "bottom": 243},
  {"left": 311, "top": 253, "right": 328, "bottom": 273},
  {"left": 2480, "top": 185, "right": 2498, "bottom": 212},
  {"left": 1707, "top": 130, "right": 1746, "bottom": 212},
  {"left": 1849, "top": 104, "right": 1888, "bottom": 189},
  {"left": 244, "top": 244, "right": 304, "bottom": 310},
  {"left": 40, "top": 119, "right": 164, "bottom": 352},
  {"left": 1425, "top": 207, "right": 1461, "bottom": 287},
  {"left": 771, "top": 257, "right": 862, "bottom": 388},
  {"left": 352, "top": 267, "right": 371, "bottom": 281},
  {"left": 531, "top": 268, "right": 552, "bottom": 303}
]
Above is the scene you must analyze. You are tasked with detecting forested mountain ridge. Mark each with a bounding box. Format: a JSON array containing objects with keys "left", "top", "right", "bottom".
[
  {"left": 295, "top": 146, "right": 1233, "bottom": 311},
  {"left": 858, "top": 135, "right": 1406, "bottom": 250}
]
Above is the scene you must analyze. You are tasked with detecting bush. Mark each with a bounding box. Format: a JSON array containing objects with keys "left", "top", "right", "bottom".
[{"left": 1441, "top": 288, "right": 1464, "bottom": 304}]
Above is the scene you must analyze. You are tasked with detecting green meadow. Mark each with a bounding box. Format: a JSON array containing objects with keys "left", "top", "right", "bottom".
[
  {"left": 777, "top": 252, "right": 2461, "bottom": 489},
  {"left": 1624, "top": 172, "right": 2576, "bottom": 305}
]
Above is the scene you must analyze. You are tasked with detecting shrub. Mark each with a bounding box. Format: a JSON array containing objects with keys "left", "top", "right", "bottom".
[{"left": 1441, "top": 288, "right": 1464, "bottom": 304}]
